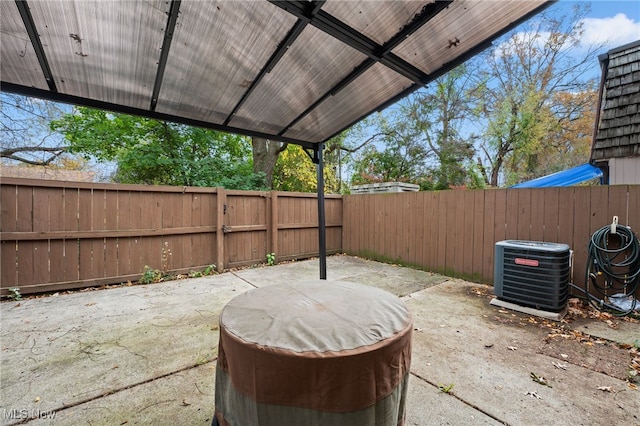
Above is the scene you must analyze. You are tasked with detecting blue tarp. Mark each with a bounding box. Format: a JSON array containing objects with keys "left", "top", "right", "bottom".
[{"left": 511, "top": 163, "right": 603, "bottom": 188}]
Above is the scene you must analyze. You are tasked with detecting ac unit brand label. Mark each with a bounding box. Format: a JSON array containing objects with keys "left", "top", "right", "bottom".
[{"left": 514, "top": 258, "right": 539, "bottom": 267}]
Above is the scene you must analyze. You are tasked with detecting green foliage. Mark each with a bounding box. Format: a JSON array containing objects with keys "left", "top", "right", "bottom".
[
  {"left": 350, "top": 65, "right": 479, "bottom": 189},
  {"left": 7, "top": 287, "right": 22, "bottom": 301},
  {"left": 139, "top": 266, "right": 164, "bottom": 284},
  {"left": 51, "top": 108, "right": 267, "bottom": 189},
  {"left": 273, "top": 144, "right": 339, "bottom": 193},
  {"left": 203, "top": 264, "right": 217, "bottom": 276},
  {"left": 438, "top": 383, "right": 455, "bottom": 393},
  {"left": 350, "top": 112, "right": 430, "bottom": 186},
  {"left": 266, "top": 253, "right": 276, "bottom": 266}
]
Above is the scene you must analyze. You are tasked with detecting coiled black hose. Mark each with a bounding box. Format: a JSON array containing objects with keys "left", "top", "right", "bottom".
[{"left": 573, "top": 224, "right": 640, "bottom": 316}]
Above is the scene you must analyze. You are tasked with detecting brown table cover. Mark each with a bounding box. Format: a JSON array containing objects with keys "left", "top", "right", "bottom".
[{"left": 214, "top": 280, "right": 412, "bottom": 426}]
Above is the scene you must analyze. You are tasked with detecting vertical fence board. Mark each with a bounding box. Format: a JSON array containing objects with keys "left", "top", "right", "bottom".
[
  {"left": 1, "top": 185, "right": 17, "bottom": 231},
  {"left": 105, "top": 189, "right": 119, "bottom": 278},
  {"left": 529, "top": 189, "right": 545, "bottom": 242},
  {"left": 405, "top": 192, "right": 415, "bottom": 264},
  {"left": 589, "top": 186, "right": 609, "bottom": 233},
  {"left": 32, "top": 188, "right": 50, "bottom": 286},
  {"left": 92, "top": 189, "right": 107, "bottom": 279},
  {"left": 17, "top": 241, "right": 34, "bottom": 287},
  {"left": 32, "top": 241, "right": 49, "bottom": 285},
  {"left": 572, "top": 187, "right": 591, "bottom": 291},
  {"left": 414, "top": 192, "right": 424, "bottom": 267},
  {"left": 482, "top": 190, "right": 496, "bottom": 283},
  {"left": 371, "top": 195, "right": 380, "bottom": 256},
  {"left": 78, "top": 189, "right": 93, "bottom": 280},
  {"left": 426, "top": 192, "right": 439, "bottom": 270},
  {"left": 517, "top": 189, "right": 531, "bottom": 241},
  {"left": 556, "top": 187, "right": 574, "bottom": 248},
  {"left": 1, "top": 183, "right": 18, "bottom": 287},
  {"left": 33, "top": 187, "right": 49, "bottom": 232},
  {"left": 505, "top": 190, "right": 518, "bottom": 240},
  {"left": 543, "top": 188, "right": 559, "bottom": 242},
  {"left": 607, "top": 185, "right": 628, "bottom": 227},
  {"left": 17, "top": 186, "right": 33, "bottom": 232},
  {"left": 1, "top": 186, "right": 18, "bottom": 286},
  {"left": 444, "top": 191, "right": 457, "bottom": 275},
  {"left": 435, "top": 192, "right": 447, "bottom": 272},
  {"left": 471, "top": 190, "right": 484, "bottom": 282},
  {"left": 628, "top": 186, "right": 640, "bottom": 233},
  {"left": 462, "top": 191, "right": 474, "bottom": 278},
  {"left": 49, "top": 188, "right": 65, "bottom": 283},
  {"left": 118, "top": 192, "right": 132, "bottom": 276},
  {"left": 1, "top": 241, "right": 17, "bottom": 287}
]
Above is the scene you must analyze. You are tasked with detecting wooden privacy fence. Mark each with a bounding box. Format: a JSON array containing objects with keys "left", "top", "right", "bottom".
[
  {"left": 0, "top": 178, "right": 342, "bottom": 295},
  {"left": 343, "top": 185, "right": 640, "bottom": 297},
  {"left": 2, "top": 178, "right": 639, "bottom": 298}
]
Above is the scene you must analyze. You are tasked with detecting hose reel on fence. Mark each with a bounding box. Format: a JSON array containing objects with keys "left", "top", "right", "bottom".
[{"left": 574, "top": 216, "right": 640, "bottom": 316}]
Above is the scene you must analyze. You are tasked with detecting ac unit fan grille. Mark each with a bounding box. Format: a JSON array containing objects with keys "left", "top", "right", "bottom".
[{"left": 495, "top": 242, "right": 571, "bottom": 312}]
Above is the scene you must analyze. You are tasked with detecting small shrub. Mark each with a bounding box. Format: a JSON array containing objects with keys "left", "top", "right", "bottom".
[
  {"left": 140, "top": 265, "right": 163, "bottom": 284},
  {"left": 266, "top": 253, "right": 276, "bottom": 266},
  {"left": 7, "top": 287, "right": 22, "bottom": 301},
  {"left": 203, "top": 264, "right": 216, "bottom": 275}
]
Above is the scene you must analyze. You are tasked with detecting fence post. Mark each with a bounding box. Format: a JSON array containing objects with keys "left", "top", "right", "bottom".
[
  {"left": 270, "top": 191, "right": 278, "bottom": 262},
  {"left": 216, "top": 187, "right": 226, "bottom": 273}
]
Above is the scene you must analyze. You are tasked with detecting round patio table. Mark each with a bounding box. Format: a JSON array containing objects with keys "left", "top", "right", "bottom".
[{"left": 213, "top": 280, "right": 412, "bottom": 426}]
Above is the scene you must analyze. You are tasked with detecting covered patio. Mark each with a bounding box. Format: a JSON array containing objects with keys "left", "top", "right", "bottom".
[
  {"left": 3, "top": 1, "right": 639, "bottom": 424},
  {"left": 2, "top": 0, "right": 553, "bottom": 278}
]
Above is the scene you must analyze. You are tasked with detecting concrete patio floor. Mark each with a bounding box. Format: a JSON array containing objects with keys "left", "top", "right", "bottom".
[{"left": 1, "top": 255, "right": 638, "bottom": 425}]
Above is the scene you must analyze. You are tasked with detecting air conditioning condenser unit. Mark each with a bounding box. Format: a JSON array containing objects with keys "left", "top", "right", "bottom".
[{"left": 492, "top": 240, "right": 571, "bottom": 318}]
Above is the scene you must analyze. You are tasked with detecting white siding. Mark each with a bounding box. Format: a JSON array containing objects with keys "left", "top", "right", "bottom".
[{"left": 609, "top": 157, "right": 640, "bottom": 184}]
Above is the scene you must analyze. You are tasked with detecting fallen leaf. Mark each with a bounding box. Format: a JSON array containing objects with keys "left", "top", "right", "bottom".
[
  {"left": 34, "top": 396, "right": 40, "bottom": 403},
  {"left": 85, "top": 302, "right": 96, "bottom": 307},
  {"left": 484, "top": 343, "right": 494, "bottom": 349},
  {"left": 597, "top": 386, "right": 613, "bottom": 392},
  {"left": 628, "top": 383, "right": 638, "bottom": 390},
  {"left": 414, "top": 327, "right": 423, "bottom": 332},
  {"left": 525, "top": 391, "right": 541, "bottom": 399},
  {"left": 181, "top": 399, "right": 191, "bottom": 406},
  {"left": 530, "top": 372, "right": 552, "bottom": 388},
  {"left": 508, "top": 346, "right": 518, "bottom": 351},
  {"left": 437, "top": 383, "right": 454, "bottom": 393},
  {"left": 560, "top": 353, "right": 569, "bottom": 359},
  {"left": 552, "top": 361, "right": 568, "bottom": 370}
]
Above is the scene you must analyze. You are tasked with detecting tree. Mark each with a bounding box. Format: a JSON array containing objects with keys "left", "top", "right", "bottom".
[
  {"left": 51, "top": 107, "right": 266, "bottom": 189},
  {"left": 272, "top": 144, "right": 339, "bottom": 193},
  {"left": 400, "top": 64, "right": 481, "bottom": 189},
  {"left": 251, "top": 137, "right": 287, "bottom": 189},
  {"left": 473, "top": 3, "right": 602, "bottom": 186},
  {"left": 1, "top": 93, "right": 70, "bottom": 165},
  {"left": 350, "top": 113, "right": 430, "bottom": 186}
]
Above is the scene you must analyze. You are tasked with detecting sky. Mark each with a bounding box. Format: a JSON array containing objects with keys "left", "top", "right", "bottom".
[{"left": 580, "top": 0, "right": 640, "bottom": 47}]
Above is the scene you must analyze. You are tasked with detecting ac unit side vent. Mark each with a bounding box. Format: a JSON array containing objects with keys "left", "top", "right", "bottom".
[{"left": 494, "top": 240, "right": 571, "bottom": 312}]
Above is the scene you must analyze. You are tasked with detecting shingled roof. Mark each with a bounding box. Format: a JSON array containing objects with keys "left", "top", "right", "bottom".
[{"left": 591, "top": 40, "right": 640, "bottom": 161}]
